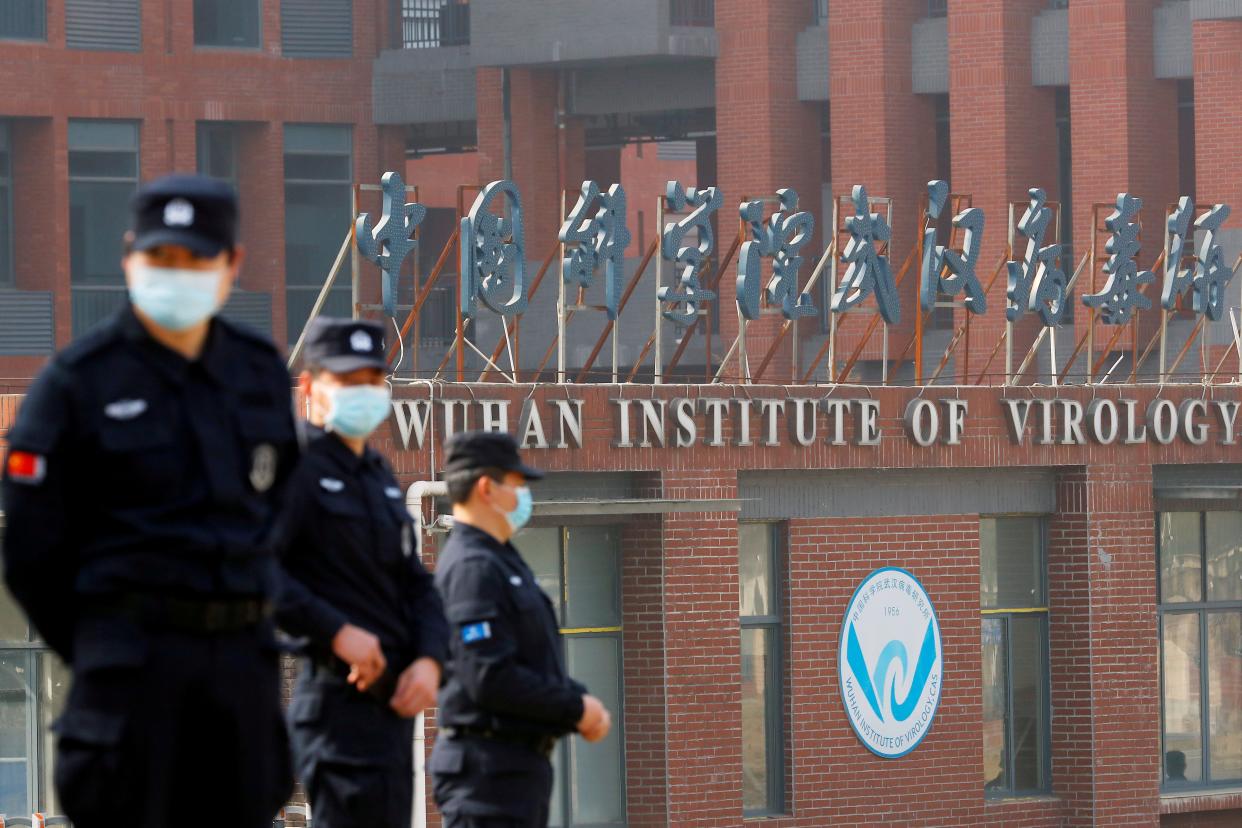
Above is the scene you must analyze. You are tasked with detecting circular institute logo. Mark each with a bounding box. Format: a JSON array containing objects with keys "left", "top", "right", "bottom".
[{"left": 838, "top": 567, "right": 943, "bottom": 759}]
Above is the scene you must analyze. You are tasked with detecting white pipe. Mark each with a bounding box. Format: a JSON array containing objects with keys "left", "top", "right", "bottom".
[{"left": 405, "top": 478, "right": 448, "bottom": 828}]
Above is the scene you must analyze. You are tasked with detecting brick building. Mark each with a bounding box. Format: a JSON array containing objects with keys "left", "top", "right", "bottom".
[{"left": 2, "top": 0, "right": 1242, "bottom": 826}]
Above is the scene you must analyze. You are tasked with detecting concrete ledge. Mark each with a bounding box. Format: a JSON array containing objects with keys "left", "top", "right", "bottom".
[
  {"left": 372, "top": 46, "right": 477, "bottom": 125},
  {"left": 1190, "top": 0, "right": 1242, "bottom": 20},
  {"left": 1160, "top": 787, "right": 1242, "bottom": 814},
  {"left": 911, "top": 16, "right": 948, "bottom": 95},
  {"left": 1156, "top": 1, "right": 1193, "bottom": 79},
  {"left": 796, "top": 24, "right": 829, "bottom": 101},
  {"left": 1031, "top": 7, "right": 1069, "bottom": 87}
]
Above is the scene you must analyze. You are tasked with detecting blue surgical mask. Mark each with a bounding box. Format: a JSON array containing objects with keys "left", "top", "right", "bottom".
[
  {"left": 128, "top": 264, "right": 224, "bottom": 331},
  {"left": 324, "top": 384, "right": 392, "bottom": 439},
  {"left": 505, "top": 485, "right": 533, "bottom": 533}
]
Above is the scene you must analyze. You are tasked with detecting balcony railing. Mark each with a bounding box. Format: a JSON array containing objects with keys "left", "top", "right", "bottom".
[
  {"left": 400, "top": 0, "right": 470, "bottom": 49},
  {"left": 670, "top": 0, "right": 713, "bottom": 27}
]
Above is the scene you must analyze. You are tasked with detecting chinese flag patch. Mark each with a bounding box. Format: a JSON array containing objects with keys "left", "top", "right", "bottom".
[{"left": 5, "top": 451, "right": 46, "bottom": 485}]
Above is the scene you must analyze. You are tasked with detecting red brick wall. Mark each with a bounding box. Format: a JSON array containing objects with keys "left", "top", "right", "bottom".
[
  {"left": 714, "top": 0, "right": 825, "bottom": 380},
  {"left": 660, "top": 468, "right": 742, "bottom": 825},
  {"left": 620, "top": 512, "right": 669, "bottom": 827},
  {"left": 949, "top": 0, "right": 1060, "bottom": 382},
  {"left": 828, "top": 0, "right": 937, "bottom": 365},
  {"left": 1192, "top": 19, "right": 1242, "bottom": 211},
  {"left": 1068, "top": 1, "right": 1179, "bottom": 353},
  {"left": 0, "top": 0, "right": 382, "bottom": 378}
]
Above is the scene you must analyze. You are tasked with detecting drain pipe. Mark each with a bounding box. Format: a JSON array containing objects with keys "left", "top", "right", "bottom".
[{"left": 406, "top": 479, "right": 447, "bottom": 828}]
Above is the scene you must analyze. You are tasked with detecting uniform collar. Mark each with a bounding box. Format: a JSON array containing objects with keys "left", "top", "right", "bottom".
[
  {"left": 306, "top": 424, "right": 381, "bottom": 473},
  {"left": 117, "top": 304, "right": 231, "bottom": 387},
  {"left": 452, "top": 520, "right": 519, "bottom": 557}
]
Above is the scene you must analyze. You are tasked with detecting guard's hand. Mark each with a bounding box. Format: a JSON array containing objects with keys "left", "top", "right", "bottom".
[
  {"left": 390, "top": 657, "right": 441, "bottom": 718},
  {"left": 577, "top": 694, "right": 612, "bottom": 743},
  {"left": 332, "top": 623, "right": 386, "bottom": 692}
]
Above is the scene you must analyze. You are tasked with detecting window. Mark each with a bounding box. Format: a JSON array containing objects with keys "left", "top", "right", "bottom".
[
  {"left": 1054, "top": 87, "right": 1074, "bottom": 323},
  {"left": 0, "top": 522, "right": 69, "bottom": 818},
  {"left": 198, "top": 122, "right": 240, "bottom": 187},
  {"left": 401, "top": 0, "right": 470, "bottom": 49},
  {"left": 284, "top": 124, "right": 353, "bottom": 345},
  {"left": 0, "top": 122, "right": 12, "bottom": 286},
  {"left": 1158, "top": 511, "right": 1242, "bottom": 789},
  {"left": 740, "top": 523, "right": 784, "bottom": 815},
  {"left": 981, "top": 517, "right": 1050, "bottom": 796},
  {"left": 0, "top": 0, "right": 45, "bottom": 40},
  {"left": 812, "top": 0, "right": 828, "bottom": 25},
  {"left": 69, "top": 120, "right": 139, "bottom": 337},
  {"left": 518, "top": 526, "right": 626, "bottom": 827},
  {"left": 194, "top": 0, "right": 260, "bottom": 48},
  {"left": 1178, "top": 81, "right": 1195, "bottom": 203},
  {"left": 928, "top": 0, "right": 948, "bottom": 17}
]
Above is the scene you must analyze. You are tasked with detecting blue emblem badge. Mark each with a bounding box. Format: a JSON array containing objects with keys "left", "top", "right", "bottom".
[{"left": 461, "top": 621, "right": 492, "bottom": 644}]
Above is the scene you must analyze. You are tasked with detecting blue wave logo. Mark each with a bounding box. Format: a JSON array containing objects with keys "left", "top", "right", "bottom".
[{"left": 845, "top": 618, "right": 938, "bottom": 724}]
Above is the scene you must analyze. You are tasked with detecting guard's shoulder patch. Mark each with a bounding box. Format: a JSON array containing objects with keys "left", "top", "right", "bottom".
[
  {"left": 461, "top": 621, "right": 492, "bottom": 644},
  {"left": 5, "top": 450, "right": 47, "bottom": 485}
]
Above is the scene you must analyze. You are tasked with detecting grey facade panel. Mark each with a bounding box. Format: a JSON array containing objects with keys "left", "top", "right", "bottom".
[
  {"left": 1191, "top": 0, "right": 1242, "bottom": 19},
  {"left": 739, "top": 468, "right": 1056, "bottom": 520},
  {"left": 534, "top": 472, "right": 640, "bottom": 501},
  {"left": 373, "top": 46, "right": 477, "bottom": 125},
  {"left": 912, "top": 16, "right": 948, "bottom": 95},
  {"left": 796, "top": 24, "right": 829, "bottom": 102},
  {"left": 0, "top": 290, "right": 54, "bottom": 355},
  {"left": 470, "top": 0, "right": 714, "bottom": 67},
  {"left": 65, "top": 0, "right": 141, "bottom": 52},
  {"left": 220, "top": 289, "right": 273, "bottom": 337},
  {"left": 1156, "top": 1, "right": 1193, "bottom": 79},
  {"left": 569, "top": 60, "right": 714, "bottom": 116},
  {"left": 281, "top": 0, "right": 353, "bottom": 58},
  {"left": 1155, "top": 464, "right": 1242, "bottom": 489},
  {"left": 1031, "top": 8, "right": 1069, "bottom": 87}
]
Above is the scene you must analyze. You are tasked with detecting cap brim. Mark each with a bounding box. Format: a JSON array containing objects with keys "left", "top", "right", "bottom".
[
  {"left": 132, "top": 228, "right": 227, "bottom": 258},
  {"left": 513, "top": 462, "right": 545, "bottom": 481},
  {"left": 315, "top": 354, "right": 388, "bottom": 374}
]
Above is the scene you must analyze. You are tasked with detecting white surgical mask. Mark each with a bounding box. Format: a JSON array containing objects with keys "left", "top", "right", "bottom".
[
  {"left": 128, "top": 264, "right": 224, "bottom": 331},
  {"left": 324, "top": 384, "right": 392, "bottom": 439}
]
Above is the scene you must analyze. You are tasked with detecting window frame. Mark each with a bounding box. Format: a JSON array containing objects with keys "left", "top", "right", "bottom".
[
  {"left": 0, "top": 0, "right": 47, "bottom": 42},
  {"left": 0, "top": 518, "right": 67, "bottom": 815},
  {"left": 1157, "top": 509, "right": 1242, "bottom": 792},
  {"left": 0, "top": 120, "right": 13, "bottom": 286},
  {"left": 282, "top": 123, "right": 353, "bottom": 344},
  {"left": 520, "top": 524, "right": 628, "bottom": 828},
  {"left": 980, "top": 514, "right": 1052, "bottom": 799},
  {"left": 739, "top": 521, "right": 786, "bottom": 818},
  {"left": 193, "top": 0, "right": 262, "bottom": 50}
]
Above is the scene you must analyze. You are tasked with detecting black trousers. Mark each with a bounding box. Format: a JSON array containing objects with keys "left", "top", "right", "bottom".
[
  {"left": 53, "top": 617, "right": 291, "bottom": 828},
  {"left": 287, "top": 667, "right": 416, "bottom": 828},
  {"left": 430, "top": 736, "right": 554, "bottom": 828}
]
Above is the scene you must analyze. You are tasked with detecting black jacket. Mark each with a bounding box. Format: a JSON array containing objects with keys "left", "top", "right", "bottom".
[
  {"left": 435, "top": 522, "right": 586, "bottom": 737},
  {"left": 271, "top": 427, "right": 448, "bottom": 673},
  {"left": 0, "top": 306, "right": 299, "bottom": 659}
]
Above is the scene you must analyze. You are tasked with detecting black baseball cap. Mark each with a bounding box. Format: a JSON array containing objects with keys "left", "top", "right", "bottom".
[
  {"left": 443, "top": 431, "right": 545, "bottom": 481},
  {"left": 130, "top": 174, "right": 238, "bottom": 257},
  {"left": 303, "top": 317, "right": 388, "bottom": 373}
]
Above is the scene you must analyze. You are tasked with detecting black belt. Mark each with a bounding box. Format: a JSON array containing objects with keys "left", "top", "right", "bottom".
[
  {"left": 90, "top": 594, "right": 270, "bottom": 634},
  {"left": 440, "top": 725, "right": 558, "bottom": 759}
]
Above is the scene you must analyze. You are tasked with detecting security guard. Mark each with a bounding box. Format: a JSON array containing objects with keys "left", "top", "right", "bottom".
[
  {"left": 429, "top": 431, "right": 612, "bottom": 828},
  {"left": 271, "top": 316, "right": 449, "bottom": 828},
  {"left": 0, "top": 174, "right": 297, "bottom": 828}
]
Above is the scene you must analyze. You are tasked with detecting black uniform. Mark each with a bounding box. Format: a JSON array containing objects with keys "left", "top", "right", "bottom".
[
  {"left": 0, "top": 305, "right": 299, "bottom": 828},
  {"left": 431, "top": 521, "right": 588, "bottom": 828},
  {"left": 272, "top": 424, "right": 449, "bottom": 828}
]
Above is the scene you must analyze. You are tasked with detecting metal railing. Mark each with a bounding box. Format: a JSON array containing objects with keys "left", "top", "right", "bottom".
[
  {"left": 670, "top": 0, "right": 713, "bottom": 27},
  {"left": 400, "top": 0, "right": 469, "bottom": 49}
]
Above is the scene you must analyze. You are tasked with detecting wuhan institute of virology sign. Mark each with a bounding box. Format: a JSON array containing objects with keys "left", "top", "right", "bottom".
[{"left": 839, "top": 567, "right": 944, "bottom": 759}]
